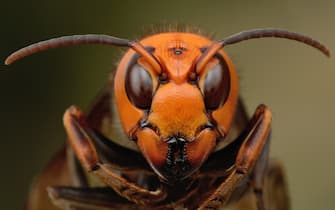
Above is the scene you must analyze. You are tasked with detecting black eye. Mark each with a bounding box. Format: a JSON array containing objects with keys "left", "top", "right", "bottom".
[
  {"left": 203, "top": 60, "right": 230, "bottom": 110},
  {"left": 125, "top": 63, "right": 153, "bottom": 109}
]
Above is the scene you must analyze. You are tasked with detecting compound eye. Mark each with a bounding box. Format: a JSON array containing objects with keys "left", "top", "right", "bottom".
[
  {"left": 125, "top": 63, "right": 153, "bottom": 109},
  {"left": 203, "top": 60, "right": 230, "bottom": 110}
]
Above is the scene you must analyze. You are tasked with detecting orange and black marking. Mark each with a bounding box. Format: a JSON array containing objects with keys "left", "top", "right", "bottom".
[
  {"left": 5, "top": 25, "right": 330, "bottom": 209},
  {"left": 5, "top": 27, "right": 329, "bottom": 183}
]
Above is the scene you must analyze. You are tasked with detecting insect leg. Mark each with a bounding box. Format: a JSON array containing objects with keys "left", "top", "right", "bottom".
[
  {"left": 198, "top": 104, "right": 272, "bottom": 210},
  {"left": 250, "top": 137, "right": 270, "bottom": 210},
  {"left": 63, "top": 106, "right": 167, "bottom": 205}
]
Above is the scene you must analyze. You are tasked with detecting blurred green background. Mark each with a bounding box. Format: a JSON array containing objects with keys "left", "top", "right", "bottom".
[{"left": 1, "top": 0, "right": 334, "bottom": 209}]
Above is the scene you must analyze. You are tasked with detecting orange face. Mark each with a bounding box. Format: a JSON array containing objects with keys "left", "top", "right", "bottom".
[
  {"left": 114, "top": 32, "right": 238, "bottom": 182},
  {"left": 6, "top": 27, "right": 329, "bottom": 183}
]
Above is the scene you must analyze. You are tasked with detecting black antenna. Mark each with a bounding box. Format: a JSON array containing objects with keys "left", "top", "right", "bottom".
[
  {"left": 196, "top": 28, "right": 330, "bottom": 73},
  {"left": 5, "top": 34, "right": 162, "bottom": 73}
]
